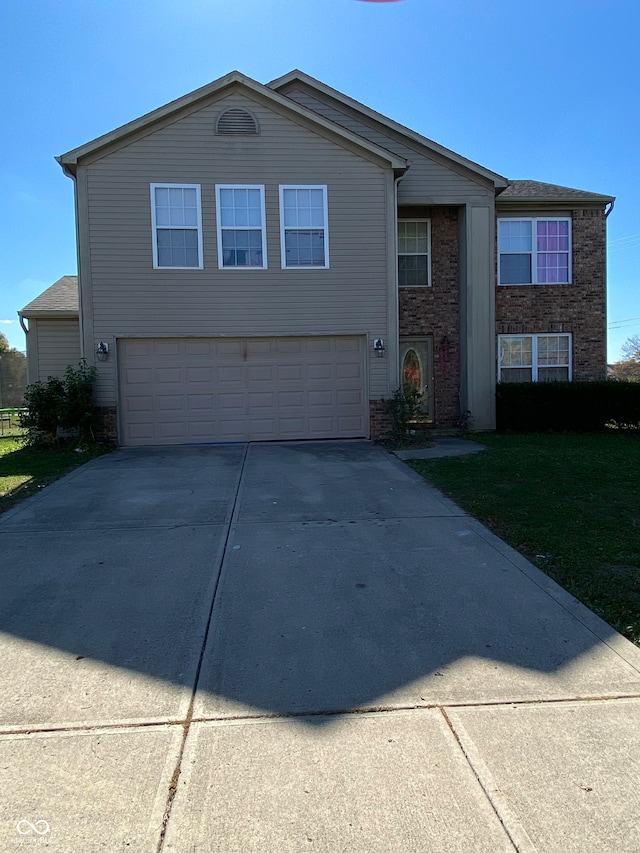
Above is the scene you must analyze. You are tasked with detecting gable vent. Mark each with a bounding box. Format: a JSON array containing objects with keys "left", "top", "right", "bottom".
[{"left": 216, "top": 108, "right": 259, "bottom": 135}]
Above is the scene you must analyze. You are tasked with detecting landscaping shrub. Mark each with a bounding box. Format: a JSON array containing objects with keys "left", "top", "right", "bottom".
[
  {"left": 385, "top": 388, "right": 424, "bottom": 439},
  {"left": 20, "top": 361, "right": 98, "bottom": 447},
  {"left": 496, "top": 381, "right": 640, "bottom": 432}
]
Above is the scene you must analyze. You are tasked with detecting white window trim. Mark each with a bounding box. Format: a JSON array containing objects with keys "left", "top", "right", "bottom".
[
  {"left": 398, "top": 218, "right": 432, "bottom": 287},
  {"left": 497, "top": 333, "right": 573, "bottom": 382},
  {"left": 150, "top": 183, "right": 203, "bottom": 270},
  {"left": 215, "top": 184, "right": 267, "bottom": 270},
  {"left": 498, "top": 217, "right": 572, "bottom": 285},
  {"left": 279, "top": 185, "right": 329, "bottom": 269}
]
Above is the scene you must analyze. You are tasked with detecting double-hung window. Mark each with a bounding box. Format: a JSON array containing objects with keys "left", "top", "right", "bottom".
[
  {"left": 498, "top": 218, "right": 571, "bottom": 284},
  {"left": 215, "top": 185, "right": 267, "bottom": 268},
  {"left": 398, "top": 219, "right": 431, "bottom": 286},
  {"left": 498, "top": 334, "right": 571, "bottom": 382},
  {"left": 279, "top": 186, "right": 329, "bottom": 268},
  {"left": 151, "top": 184, "right": 203, "bottom": 269}
]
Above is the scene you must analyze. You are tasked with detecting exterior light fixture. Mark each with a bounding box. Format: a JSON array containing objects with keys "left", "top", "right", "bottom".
[
  {"left": 96, "top": 341, "right": 109, "bottom": 361},
  {"left": 373, "top": 338, "right": 386, "bottom": 358}
]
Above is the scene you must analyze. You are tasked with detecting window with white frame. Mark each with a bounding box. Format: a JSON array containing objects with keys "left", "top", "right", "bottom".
[
  {"left": 150, "top": 184, "right": 203, "bottom": 269},
  {"left": 215, "top": 185, "right": 267, "bottom": 268},
  {"left": 398, "top": 219, "right": 431, "bottom": 286},
  {"left": 498, "top": 218, "right": 571, "bottom": 285},
  {"left": 279, "top": 186, "right": 329, "bottom": 268},
  {"left": 498, "top": 334, "right": 572, "bottom": 382}
]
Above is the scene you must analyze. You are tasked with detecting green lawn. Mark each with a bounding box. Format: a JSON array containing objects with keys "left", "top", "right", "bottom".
[
  {"left": 408, "top": 433, "right": 640, "bottom": 646},
  {"left": 0, "top": 437, "right": 111, "bottom": 514}
]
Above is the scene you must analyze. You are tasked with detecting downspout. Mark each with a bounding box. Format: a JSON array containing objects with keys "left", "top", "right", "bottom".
[
  {"left": 19, "top": 315, "right": 28, "bottom": 336},
  {"left": 605, "top": 200, "right": 614, "bottom": 218},
  {"left": 391, "top": 172, "right": 403, "bottom": 391}
]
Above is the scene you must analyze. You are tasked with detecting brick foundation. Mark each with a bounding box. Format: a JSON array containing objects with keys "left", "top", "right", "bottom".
[
  {"left": 94, "top": 406, "right": 118, "bottom": 443},
  {"left": 369, "top": 399, "right": 394, "bottom": 439}
]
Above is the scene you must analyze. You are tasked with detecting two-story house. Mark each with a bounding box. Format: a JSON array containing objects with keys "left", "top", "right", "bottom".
[{"left": 19, "top": 70, "right": 613, "bottom": 445}]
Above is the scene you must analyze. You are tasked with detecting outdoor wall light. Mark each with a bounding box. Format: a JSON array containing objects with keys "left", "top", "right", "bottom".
[
  {"left": 96, "top": 341, "right": 109, "bottom": 362},
  {"left": 373, "top": 338, "right": 386, "bottom": 358}
]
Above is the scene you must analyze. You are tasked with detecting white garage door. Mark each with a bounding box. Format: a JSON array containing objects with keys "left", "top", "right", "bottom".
[{"left": 118, "top": 336, "right": 367, "bottom": 446}]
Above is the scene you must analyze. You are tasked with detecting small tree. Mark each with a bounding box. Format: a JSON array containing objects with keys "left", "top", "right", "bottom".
[
  {"left": 60, "top": 360, "right": 98, "bottom": 441},
  {"left": 610, "top": 335, "right": 640, "bottom": 382},
  {"left": 385, "top": 387, "right": 423, "bottom": 439}
]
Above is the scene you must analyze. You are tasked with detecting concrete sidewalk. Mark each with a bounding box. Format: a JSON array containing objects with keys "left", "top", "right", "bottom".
[{"left": 1, "top": 441, "right": 639, "bottom": 851}]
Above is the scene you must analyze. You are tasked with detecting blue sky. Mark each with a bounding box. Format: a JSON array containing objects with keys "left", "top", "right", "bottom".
[{"left": 1, "top": 0, "right": 638, "bottom": 360}]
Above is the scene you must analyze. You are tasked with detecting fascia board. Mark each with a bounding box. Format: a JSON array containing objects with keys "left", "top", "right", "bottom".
[{"left": 269, "top": 70, "right": 509, "bottom": 190}]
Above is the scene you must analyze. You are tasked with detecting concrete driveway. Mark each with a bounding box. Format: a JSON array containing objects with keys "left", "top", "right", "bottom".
[{"left": 1, "top": 441, "right": 640, "bottom": 851}]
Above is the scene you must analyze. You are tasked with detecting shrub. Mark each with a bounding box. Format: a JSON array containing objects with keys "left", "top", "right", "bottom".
[
  {"left": 385, "top": 387, "right": 424, "bottom": 439},
  {"left": 20, "top": 376, "right": 65, "bottom": 446},
  {"left": 496, "top": 381, "right": 640, "bottom": 432},
  {"left": 20, "top": 360, "right": 98, "bottom": 447}
]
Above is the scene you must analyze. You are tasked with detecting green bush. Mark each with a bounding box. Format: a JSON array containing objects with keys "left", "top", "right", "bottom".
[
  {"left": 496, "top": 381, "right": 640, "bottom": 432},
  {"left": 20, "top": 376, "right": 65, "bottom": 446},
  {"left": 20, "top": 361, "right": 98, "bottom": 447},
  {"left": 385, "top": 387, "right": 424, "bottom": 439}
]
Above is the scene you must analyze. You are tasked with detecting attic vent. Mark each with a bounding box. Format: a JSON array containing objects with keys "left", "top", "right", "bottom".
[{"left": 216, "top": 108, "right": 259, "bottom": 135}]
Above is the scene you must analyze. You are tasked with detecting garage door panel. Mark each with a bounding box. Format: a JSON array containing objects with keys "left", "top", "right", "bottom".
[
  {"left": 308, "top": 364, "right": 333, "bottom": 381},
  {"left": 187, "top": 394, "right": 214, "bottom": 410},
  {"left": 186, "top": 366, "right": 214, "bottom": 383},
  {"left": 155, "top": 341, "right": 181, "bottom": 357},
  {"left": 118, "top": 336, "right": 367, "bottom": 445},
  {"left": 156, "top": 367, "right": 182, "bottom": 383},
  {"left": 247, "top": 366, "right": 275, "bottom": 382}
]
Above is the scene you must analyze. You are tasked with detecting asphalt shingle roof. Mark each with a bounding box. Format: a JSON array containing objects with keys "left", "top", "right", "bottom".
[
  {"left": 500, "top": 180, "right": 614, "bottom": 203},
  {"left": 20, "top": 276, "right": 79, "bottom": 315}
]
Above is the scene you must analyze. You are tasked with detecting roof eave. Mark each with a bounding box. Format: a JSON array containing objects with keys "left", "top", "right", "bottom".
[{"left": 497, "top": 194, "right": 615, "bottom": 206}]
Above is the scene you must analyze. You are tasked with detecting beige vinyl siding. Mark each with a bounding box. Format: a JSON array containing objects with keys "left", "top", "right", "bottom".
[
  {"left": 279, "top": 86, "right": 492, "bottom": 204},
  {"left": 81, "top": 93, "right": 392, "bottom": 407},
  {"left": 30, "top": 318, "right": 81, "bottom": 382}
]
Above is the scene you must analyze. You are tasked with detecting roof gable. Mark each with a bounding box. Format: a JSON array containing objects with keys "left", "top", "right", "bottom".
[
  {"left": 269, "top": 70, "right": 509, "bottom": 190},
  {"left": 57, "top": 72, "right": 407, "bottom": 175}
]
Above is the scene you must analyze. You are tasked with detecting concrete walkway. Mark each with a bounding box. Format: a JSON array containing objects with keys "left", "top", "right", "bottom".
[{"left": 1, "top": 441, "right": 639, "bottom": 852}]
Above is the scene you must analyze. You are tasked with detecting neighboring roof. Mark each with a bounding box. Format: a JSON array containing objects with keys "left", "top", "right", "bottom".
[
  {"left": 269, "top": 69, "right": 509, "bottom": 190},
  {"left": 19, "top": 276, "right": 79, "bottom": 318},
  {"left": 498, "top": 180, "right": 614, "bottom": 204},
  {"left": 57, "top": 71, "right": 407, "bottom": 176}
]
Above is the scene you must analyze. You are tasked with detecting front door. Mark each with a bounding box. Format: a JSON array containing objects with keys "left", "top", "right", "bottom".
[{"left": 399, "top": 337, "right": 434, "bottom": 422}]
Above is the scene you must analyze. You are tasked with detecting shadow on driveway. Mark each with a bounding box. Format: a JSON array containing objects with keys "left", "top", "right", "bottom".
[{"left": 1, "top": 442, "right": 639, "bottom": 730}]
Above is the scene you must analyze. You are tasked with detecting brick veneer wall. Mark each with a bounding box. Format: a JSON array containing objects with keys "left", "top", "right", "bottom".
[
  {"left": 397, "top": 207, "right": 461, "bottom": 427},
  {"left": 94, "top": 406, "right": 118, "bottom": 443},
  {"left": 495, "top": 208, "right": 607, "bottom": 380}
]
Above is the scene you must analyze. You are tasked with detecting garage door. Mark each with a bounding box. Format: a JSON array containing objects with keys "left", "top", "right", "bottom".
[{"left": 118, "top": 336, "right": 367, "bottom": 446}]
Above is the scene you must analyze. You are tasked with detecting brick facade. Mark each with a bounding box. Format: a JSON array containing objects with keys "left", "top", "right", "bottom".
[
  {"left": 495, "top": 208, "right": 607, "bottom": 381},
  {"left": 94, "top": 406, "right": 118, "bottom": 443},
  {"left": 397, "top": 207, "right": 461, "bottom": 428}
]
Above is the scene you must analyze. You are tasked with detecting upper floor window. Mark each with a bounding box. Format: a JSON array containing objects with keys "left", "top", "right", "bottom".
[
  {"left": 398, "top": 219, "right": 431, "bottom": 286},
  {"left": 150, "top": 184, "right": 203, "bottom": 269},
  {"left": 279, "top": 186, "right": 329, "bottom": 268},
  {"left": 215, "top": 185, "right": 267, "bottom": 268},
  {"left": 498, "top": 218, "right": 571, "bottom": 285},
  {"left": 498, "top": 334, "right": 571, "bottom": 382}
]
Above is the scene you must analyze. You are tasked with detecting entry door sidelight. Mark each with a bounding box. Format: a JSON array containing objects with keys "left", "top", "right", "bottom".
[{"left": 399, "top": 337, "right": 434, "bottom": 421}]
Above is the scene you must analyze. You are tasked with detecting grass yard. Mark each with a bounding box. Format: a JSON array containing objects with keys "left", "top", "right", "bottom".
[
  {"left": 0, "top": 436, "right": 111, "bottom": 514},
  {"left": 408, "top": 432, "right": 640, "bottom": 646}
]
